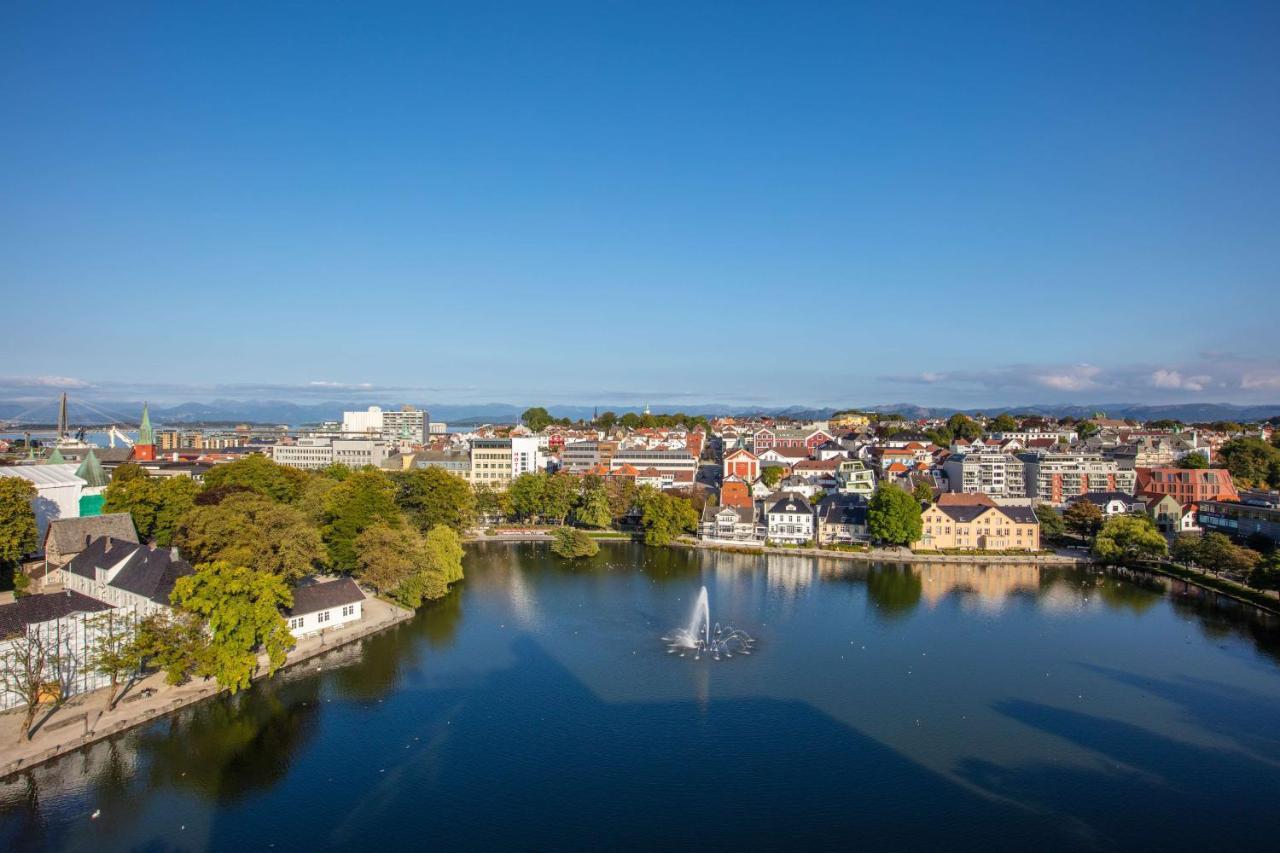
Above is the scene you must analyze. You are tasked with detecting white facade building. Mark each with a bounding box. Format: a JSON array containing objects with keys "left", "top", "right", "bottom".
[{"left": 0, "top": 464, "right": 85, "bottom": 542}]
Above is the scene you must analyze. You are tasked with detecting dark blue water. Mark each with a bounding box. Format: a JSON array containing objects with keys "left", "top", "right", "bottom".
[{"left": 5, "top": 543, "right": 1280, "bottom": 851}]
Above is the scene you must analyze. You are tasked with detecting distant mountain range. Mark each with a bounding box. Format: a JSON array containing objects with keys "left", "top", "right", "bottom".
[{"left": 3, "top": 398, "right": 1280, "bottom": 428}]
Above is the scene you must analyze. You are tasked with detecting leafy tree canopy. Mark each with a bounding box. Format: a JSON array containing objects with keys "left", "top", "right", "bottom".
[
  {"left": 1092, "top": 515, "right": 1167, "bottom": 565},
  {"left": 636, "top": 487, "right": 698, "bottom": 546},
  {"left": 201, "top": 455, "right": 308, "bottom": 503},
  {"left": 320, "top": 469, "right": 401, "bottom": 573},
  {"left": 176, "top": 491, "right": 324, "bottom": 582},
  {"left": 391, "top": 467, "right": 476, "bottom": 533},
  {"left": 171, "top": 561, "right": 295, "bottom": 692},
  {"left": 552, "top": 526, "right": 600, "bottom": 559},
  {"left": 103, "top": 475, "right": 199, "bottom": 546},
  {"left": 0, "top": 477, "right": 38, "bottom": 565},
  {"left": 867, "top": 485, "right": 923, "bottom": 546}
]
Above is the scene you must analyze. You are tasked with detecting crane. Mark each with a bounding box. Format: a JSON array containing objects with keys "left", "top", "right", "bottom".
[{"left": 107, "top": 425, "right": 136, "bottom": 448}]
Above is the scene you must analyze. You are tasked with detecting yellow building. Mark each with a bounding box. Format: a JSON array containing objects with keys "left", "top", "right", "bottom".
[
  {"left": 830, "top": 411, "right": 871, "bottom": 429},
  {"left": 916, "top": 496, "right": 1040, "bottom": 551}
]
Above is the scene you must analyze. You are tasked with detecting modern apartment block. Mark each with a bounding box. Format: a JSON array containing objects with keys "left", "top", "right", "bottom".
[
  {"left": 341, "top": 405, "right": 427, "bottom": 443},
  {"left": 511, "top": 436, "right": 546, "bottom": 478},
  {"left": 609, "top": 449, "right": 698, "bottom": 480},
  {"left": 1136, "top": 467, "right": 1239, "bottom": 504},
  {"left": 272, "top": 438, "right": 336, "bottom": 469},
  {"left": 561, "top": 440, "right": 618, "bottom": 473},
  {"left": 1023, "top": 452, "right": 1137, "bottom": 504},
  {"left": 942, "top": 452, "right": 1027, "bottom": 499}
]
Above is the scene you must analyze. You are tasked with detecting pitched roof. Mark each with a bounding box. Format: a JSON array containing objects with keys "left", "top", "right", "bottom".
[
  {"left": 0, "top": 464, "right": 87, "bottom": 488},
  {"left": 928, "top": 502, "right": 1038, "bottom": 525},
  {"left": 287, "top": 578, "right": 365, "bottom": 616},
  {"left": 44, "top": 513, "right": 138, "bottom": 555},
  {"left": 74, "top": 448, "right": 111, "bottom": 488},
  {"left": 64, "top": 536, "right": 194, "bottom": 606},
  {"left": 766, "top": 492, "right": 813, "bottom": 515},
  {"left": 0, "top": 591, "right": 113, "bottom": 640},
  {"left": 937, "top": 493, "right": 995, "bottom": 507},
  {"left": 701, "top": 503, "right": 756, "bottom": 523}
]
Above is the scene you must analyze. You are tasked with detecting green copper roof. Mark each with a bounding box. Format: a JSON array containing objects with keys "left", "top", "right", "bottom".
[
  {"left": 46, "top": 447, "right": 66, "bottom": 464},
  {"left": 75, "top": 448, "right": 110, "bottom": 488},
  {"left": 138, "top": 402, "right": 155, "bottom": 445}
]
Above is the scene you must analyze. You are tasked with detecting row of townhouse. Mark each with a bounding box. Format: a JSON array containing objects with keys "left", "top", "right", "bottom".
[{"left": 700, "top": 492, "right": 868, "bottom": 546}]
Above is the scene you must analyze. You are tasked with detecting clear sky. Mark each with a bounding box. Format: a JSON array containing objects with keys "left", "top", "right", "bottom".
[{"left": 2, "top": 1, "right": 1278, "bottom": 409}]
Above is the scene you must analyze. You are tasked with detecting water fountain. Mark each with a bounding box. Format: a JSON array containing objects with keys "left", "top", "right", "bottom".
[{"left": 663, "top": 585, "right": 755, "bottom": 660}]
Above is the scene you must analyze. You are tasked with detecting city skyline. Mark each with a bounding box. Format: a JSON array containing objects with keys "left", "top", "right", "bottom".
[{"left": 4, "top": 2, "right": 1279, "bottom": 406}]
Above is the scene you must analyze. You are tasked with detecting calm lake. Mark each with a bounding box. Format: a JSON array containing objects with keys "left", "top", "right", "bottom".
[{"left": 4, "top": 543, "right": 1280, "bottom": 851}]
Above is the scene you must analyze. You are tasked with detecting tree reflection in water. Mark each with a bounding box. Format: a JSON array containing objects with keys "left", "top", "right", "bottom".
[
  {"left": 865, "top": 565, "right": 923, "bottom": 619},
  {"left": 139, "top": 679, "right": 322, "bottom": 803}
]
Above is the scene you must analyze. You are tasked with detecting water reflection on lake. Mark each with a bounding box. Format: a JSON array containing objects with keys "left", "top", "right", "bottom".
[{"left": 4, "top": 544, "right": 1280, "bottom": 851}]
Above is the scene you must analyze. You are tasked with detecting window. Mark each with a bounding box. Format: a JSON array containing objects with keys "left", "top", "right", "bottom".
[
  {"left": 289, "top": 617, "right": 304, "bottom": 629},
  {"left": 341, "top": 604, "right": 355, "bottom": 617},
  {"left": 318, "top": 610, "right": 331, "bottom": 623}
]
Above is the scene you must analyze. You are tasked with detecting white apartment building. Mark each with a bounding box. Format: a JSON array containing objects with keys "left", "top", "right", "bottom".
[
  {"left": 765, "top": 493, "right": 814, "bottom": 544},
  {"left": 511, "top": 436, "right": 546, "bottom": 478},
  {"left": 342, "top": 405, "right": 427, "bottom": 443},
  {"left": 942, "top": 452, "right": 1027, "bottom": 499},
  {"left": 1024, "top": 452, "right": 1137, "bottom": 504},
  {"left": 272, "top": 438, "right": 335, "bottom": 469}
]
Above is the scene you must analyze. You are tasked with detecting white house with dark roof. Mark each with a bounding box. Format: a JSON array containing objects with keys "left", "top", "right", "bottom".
[
  {"left": 765, "top": 492, "right": 814, "bottom": 545},
  {"left": 62, "top": 536, "right": 194, "bottom": 617},
  {"left": 285, "top": 578, "right": 366, "bottom": 637}
]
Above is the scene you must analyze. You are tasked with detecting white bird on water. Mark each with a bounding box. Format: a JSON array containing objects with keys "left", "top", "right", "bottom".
[{"left": 91, "top": 810, "right": 101, "bottom": 819}]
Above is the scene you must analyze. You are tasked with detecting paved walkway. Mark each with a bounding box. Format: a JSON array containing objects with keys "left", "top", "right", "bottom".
[
  {"left": 682, "top": 538, "right": 1089, "bottom": 565},
  {"left": 0, "top": 597, "right": 413, "bottom": 779}
]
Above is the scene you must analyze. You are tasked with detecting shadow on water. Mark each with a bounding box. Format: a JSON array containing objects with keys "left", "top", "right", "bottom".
[
  {"left": 225, "top": 636, "right": 1085, "bottom": 853},
  {"left": 1079, "top": 663, "right": 1280, "bottom": 765},
  {"left": 956, "top": 698, "right": 1279, "bottom": 850}
]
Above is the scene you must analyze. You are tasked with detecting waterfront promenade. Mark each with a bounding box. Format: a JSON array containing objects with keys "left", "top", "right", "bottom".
[{"left": 0, "top": 597, "right": 413, "bottom": 779}]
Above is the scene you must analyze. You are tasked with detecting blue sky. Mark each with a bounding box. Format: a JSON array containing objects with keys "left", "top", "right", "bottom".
[{"left": 2, "top": 1, "right": 1278, "bottom": 409}]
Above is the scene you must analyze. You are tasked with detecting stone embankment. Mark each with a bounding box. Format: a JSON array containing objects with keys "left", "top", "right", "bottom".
[{"left": 0, "top": 597, "right": 414, "bottom": 780}]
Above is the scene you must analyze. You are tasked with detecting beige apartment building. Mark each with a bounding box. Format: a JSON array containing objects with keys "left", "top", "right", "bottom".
[
  {"left": 469, "top": 438, "right": 514, "bottom": 487},
  {"left": 916, "top": 497, "right": 1040, "bottom": 551}
]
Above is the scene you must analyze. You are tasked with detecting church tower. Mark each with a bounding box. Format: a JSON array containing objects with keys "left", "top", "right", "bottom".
[{"left": 133, "top": 402, "right": 156, "bottom": 462}]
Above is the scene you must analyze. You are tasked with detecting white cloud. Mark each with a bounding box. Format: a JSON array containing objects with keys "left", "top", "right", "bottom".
[{"left": 1034, "top": 365, "right": 1101, "bottom": 392}]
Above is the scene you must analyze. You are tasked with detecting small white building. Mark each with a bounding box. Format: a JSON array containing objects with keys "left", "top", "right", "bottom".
[
  {"left": 0, "top": 591, "right": 115, "bottom": 710},
  {"left": 765, "top": 492, "right": 814, "bottom": 545},
  {"left": 0, "top": 464, "right": 86, "bottom": 542},
  {"left": 286, "top": 578, "right": 366, "bottom": 637}
]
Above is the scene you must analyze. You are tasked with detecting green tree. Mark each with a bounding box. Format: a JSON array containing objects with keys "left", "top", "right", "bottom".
[
  {"left": 551, "top": 526, "right": 600, "bottom": 559},
  {"left": 132, "top": 611, "right": 208, "bottom": 686},
  {"left": 1075, "top": 421, "right": 1100, "bottom": 439},
  {"left": 1035, "top": 505, "right": 1067, "bottom": 542},
  {"left": 542, "top": 473, "right": 579, "bottom": 524},
  {"left": 946, "top": 413, "right": 981, "bottom": 441},
  {"left": 1180, "top": 452, "right": 1209, "bottom": 469},
  {"left": 521, "top": 407, "right": 554, "bottom": 432},
  {"left": 320, "top": 469, "right": 400, "bottom": 572},
  {"left": 176, "top": 492, "right": 325, "bottom": 582},
  {"left": 761, "top": 466, "right": 784, "bottom": 489},
  {"left": 912, "top": 479, "right": 933, "bottom": 503},
  {"left": 171, "top": 561, "right": 295, "bottom": 692},
  {"left": 574, "top": 484, "right": 612, "bottom": 529},
  {"left": 86, "top": 610, "right": 141, "bottom": 709},
  {"left": 636, "top": 487, "right": 698, "bottom": 546},
  {"left": 1171, "top": 532, "right": 1203, "bottom": 566},
  {"left": 619, "top": 412, "right": 641, "bottom": 429},
  {"left": 1063, "top": 499, "right": 1104, "bottom": 538},
  {"left": 508, "top": 472, "right": 549, "bottom": 522},
  {"left": 596, "top": 411, "right": 618, "bottom": 431},
  {"left": 1092, "top": 515, "right": 1167, "bottom": 564},
  {"left": 990, "top": 413, "right": 1019, "bottom": 432},
  {"left": 1248, "top": 550, "right": 1280, "bottom": 590},
  {"left": 111, "top": 462, "right": 149, "bottom": 483},
  {"left": 604, "top": 478, "right": 638, "bottom": 523},
  {"left": 391, "top": 467, "right": 476, "bottom": 532},
  {"left": 1216, "top": 437, "right": 1280, "bottom": 489},
  {"left": 200, "top": 455, "right": 308, "bottom": 503},
  {"left": 867, "top": 486, "right": 923, "bottom": 546},
  {"left": 354, "top": 522, "right": 424, "bottom": 596},
  {"left": 474, "top": 482, "right": 512, "bottom": 521},
  {"left": 0, "top": 477, "right": 38, "bottom": 566},
  {"left": 390, "top": 525, "right": 465, "bottom": 608},
  {"left": 103, "top": 475, "right": 199, "bottom": 546}
]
